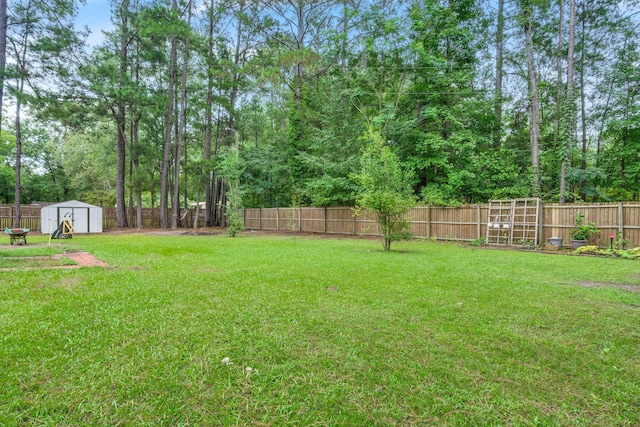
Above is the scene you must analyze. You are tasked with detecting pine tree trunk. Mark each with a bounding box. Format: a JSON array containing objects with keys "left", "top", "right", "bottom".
[
  {"left": 0, "top": 0, "right": 7, "bottom": 134},
  {"left": 115, "top": 0, "right": 129, "bottom": 228},
  {"left": 13, "top": 85, "right": 22, "bottom": 228},
  {"left": 172, "top": 10, "right": 190, "bottom": 229},
  {"left": 12, "top": 13, "right": 29, "bottom": 229},
  {"left": 204, "top": 1, "right": 215, "bottom": 227},
  {"left": 159, "top": 0, "right": 178, "bottom": 228},
  {"left": 115, "top": 116, "right": 128, "bottom": 227},
  {"left": 523, "top": 6, "right": 541, "bottom": 196},
  {"left": 131, "top": 9, "right": 142, "bottom": 229},
  {"left": 579, "top": 13, "right": 587, "bottom": 200},
  {"left": 494, "top": 0, "right": 504, "bottom": 148},
  {"left": 557, "top": 0, "right": 566, "bottom": 203}
]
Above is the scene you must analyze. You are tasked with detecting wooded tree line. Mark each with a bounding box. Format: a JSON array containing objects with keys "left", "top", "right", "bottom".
[{"left": 1, "top": 0, "right": 640, "bottom": 228}]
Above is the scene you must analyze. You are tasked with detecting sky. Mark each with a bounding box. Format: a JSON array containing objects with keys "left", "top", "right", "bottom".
[{"left": 76, "top": 0, "right": 113, "bottom": 46}]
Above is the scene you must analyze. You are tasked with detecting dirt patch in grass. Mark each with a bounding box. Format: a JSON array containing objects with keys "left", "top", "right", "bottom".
[
  {"left": 577, "top": 281, "right": 640, "bottom": 293},
  {"left": 103, "top": 227, "right": 380, "bottom": 240},
  {"left": 0, "top": 255, "right": 75, "bottom": 269},
  {"left": 0, "top": 251, "right": 108, "bottom": 270},
  {"left": 0, "top": 243, "right": 68, "bottom": 251},
  {"left": 63, "top": 251, "right": 108, "bottom": 268},
  {"left": 104, "top": 227, "right": 227, "bottom": 236}
]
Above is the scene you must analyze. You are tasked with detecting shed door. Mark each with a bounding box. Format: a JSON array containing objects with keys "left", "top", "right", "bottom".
[
  {"left": 72, "top": 208, "right": 89, "bottom": 233},
  {"left": 57, "top": 207, "right": 90, "bottom": 233},
  {"left": 57, "top": 207, "right": 73, "bottom": 228}
]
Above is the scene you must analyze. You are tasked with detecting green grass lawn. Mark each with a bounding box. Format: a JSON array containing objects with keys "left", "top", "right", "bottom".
[{"left": 1, "top": 233, "right": 639, "bottom": 426}]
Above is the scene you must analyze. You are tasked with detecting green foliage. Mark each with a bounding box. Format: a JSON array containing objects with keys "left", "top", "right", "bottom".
[
  {"left": 5, "top": 0, "right": 640, "bottom": 213},
  {"left": 0, "top": 131, "right": 16, "bottom": 203},
  {"left": 352, "top": 127, "right": 416, "bottom": 251},
  {"left": 573, "top": 244, "right": 640, "bottom": 260},
  {"left": 615, "top": 231, "right": 629, "bottom": 250},
  {"left": 572, "top": 245, "right": 601, "bottom": 254},
  {"left": 61, "top": 125, "right": 116, "bottom": 206},
  {"left": 217, "top": 145, "right": 245, "bottom": 237},
  {"left": 224, "top": 207, "right": 245, "bottom": 237},
  {"left": 571, "top": 212, "right": 600, "bottom": 241},
  {"left": 469, "top": 236, "right": 486, "bottom": 246}
]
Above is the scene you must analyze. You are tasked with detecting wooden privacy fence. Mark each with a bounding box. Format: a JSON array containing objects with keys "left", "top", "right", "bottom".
[
  {"left": 0, "top": 205, "right": 42, "bottom": 230},
  {"left": 243, "top": 206, "right": 491, "bottom": 240},
  {"left": 242, "top": 203, "right": 640, "bottom": 248},
  {"left": 0, "top": 205, "right": 206, "bottom": 231},
  {"left": 101, "top": 207, "right": 206, "bottom": 229},
  {"left": 3, "top": 202, "right": 640, "bottom": 247}
]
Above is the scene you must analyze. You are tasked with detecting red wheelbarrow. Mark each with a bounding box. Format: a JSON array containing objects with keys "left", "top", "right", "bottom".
[{"left": 5, "top": 228, "right": 30, "bottom": 245}]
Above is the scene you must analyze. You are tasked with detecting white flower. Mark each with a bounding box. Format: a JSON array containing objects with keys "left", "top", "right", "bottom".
[{"left": 221, "top": 357, "right": 233, "bottom": 365}]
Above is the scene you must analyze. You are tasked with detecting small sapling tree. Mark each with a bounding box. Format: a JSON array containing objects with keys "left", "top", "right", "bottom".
[
  {"left": 217, "top": 144, "right": 245, "bottom": 237},
  {"left": 352, "top": 127, "right": 416, "bottom": 251}
]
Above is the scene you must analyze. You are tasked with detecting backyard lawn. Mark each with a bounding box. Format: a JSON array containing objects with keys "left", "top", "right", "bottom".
[{"left": 1, "top": 232, "right": 639, "bottom": 426}]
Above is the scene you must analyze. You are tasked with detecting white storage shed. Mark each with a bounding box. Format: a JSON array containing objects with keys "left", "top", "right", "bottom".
[{"left": 41, "top": 200, "right": 103, "bottom": 234}]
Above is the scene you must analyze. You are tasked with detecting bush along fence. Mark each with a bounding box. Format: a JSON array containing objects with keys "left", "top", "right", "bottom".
[{"left": 2, "top": 202, "right": 640, "bottom": 248}]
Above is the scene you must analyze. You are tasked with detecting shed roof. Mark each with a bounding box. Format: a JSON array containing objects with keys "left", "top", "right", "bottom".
[{"left": 43, "top": 200, "right": 101, "bottom": 209}]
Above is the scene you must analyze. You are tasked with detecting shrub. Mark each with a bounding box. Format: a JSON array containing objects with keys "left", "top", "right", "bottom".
[
  {"left": 351, "top": 127, "right": 415, "bottom": 251},
  {"left": 570, "top": 212, "right": 599, "bottom": 240}
]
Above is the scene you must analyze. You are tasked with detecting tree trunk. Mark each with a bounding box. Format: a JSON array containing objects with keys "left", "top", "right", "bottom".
[
  {"left": 171, "top": 6, "right": 190, "bottom": 229},
  {"left": 131, "top": 3, "right": 142, "bottom": 229},
  {"left": 12, "top": 2, "right": 30, "bottom": 229},
  {"left": 557, "top": 0, "right": 566, "bottom": 203},
  {"left": 159, "top": 0, "right": 178, "bottom": 228},
  {"left": 115, "top": 0, "right": 130, "bottom": 228},
  {"left": 193, "top": 185, "right": 201, "bottom": 229},
  {"left": 0, "top": 0, "right": 7, "bottom": 134},
  {"left": 493, "top": 0, "right": 504, "bottom": 148},
  {"left": 13, "top": 83, "right": 22, "bottom": 228},
  {"left": 523, "top": 6, "right": 541, "bottom": 197},
  {"left": 579, "top": 12, "right": 587, "bottom": 199},
  {"left": 115, "top": 109, "right": 128, "bottom": 227},
  {"left": 294, "top": 2, "right": 304, "bottom": 107},
  {"left": 204, "top": 0, "right": 215, "bottom": 227},
  {"left": 229, "top": 1, "right": 244, "bottom": 127}
]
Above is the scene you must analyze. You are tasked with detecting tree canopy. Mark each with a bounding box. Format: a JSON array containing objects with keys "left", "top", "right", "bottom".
[{"left": 2, "top": 0, "right": 640, "bottom": 227}]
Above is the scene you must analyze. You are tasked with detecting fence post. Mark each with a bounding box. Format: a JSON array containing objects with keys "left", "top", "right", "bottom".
[
  {"left": 298, "top": 207, "right": 302, "bottom": 231},
  {"left": 276, "top": 208, "right": 280, "bottom": 231},
  {"left": 426, "top": 205, "right": 431, "bottom": 239},
  {"left": 353, "top": 210, "right": 356, "bottom": 235},
  {"left": 476, "top": 204, "right": 481, "bottom": 240},
  {"left": 323, "top": 207, "right": 327, "bottom": 234},
  {"left": 618, "top": 202, "right": 624, "bottom": 237},
  {"left": 537, "top": 200, "right": 543, "bottom": 246},
  {"left": 259, "top": 208, "right": 262, "bottom": 230}
]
